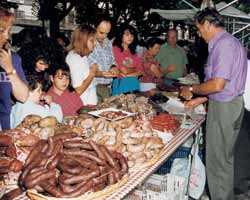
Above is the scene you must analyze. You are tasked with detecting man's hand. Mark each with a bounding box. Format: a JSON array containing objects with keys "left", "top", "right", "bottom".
[
  {"left": 180, "top": 86, "right": 193, "bottom": 100},
  {"left": 0, "top": 49, "right": 13, "bottom": 73},
  {"left": 165, "top": 64, "right": 176, "bottom": 73},
  {"left": 184, "top": 97, "right": 208, "bottom": 108}
]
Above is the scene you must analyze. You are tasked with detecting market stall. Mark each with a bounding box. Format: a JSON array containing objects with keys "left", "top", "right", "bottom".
[{"left": 0, "top": 93, "right": 206, "bottom": 200}]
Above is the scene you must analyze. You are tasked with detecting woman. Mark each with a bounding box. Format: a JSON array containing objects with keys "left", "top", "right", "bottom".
[
  {"left": 112, "top": 24, "right": 142, "bottom": 95},
  {"left": 140, "top": 37, "right": 163, "bottom": 92},
  {"left": 66, "top": 25, "right": 99, "bottom": 105},
  {"left": 0, "top": 7, "right": 28, "bottom": 130}
]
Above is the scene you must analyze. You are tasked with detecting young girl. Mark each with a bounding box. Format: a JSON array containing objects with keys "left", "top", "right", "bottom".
[
  {"left": 112, "top": 24, "right": 142, "bottom": 95},
  {"left": 66, "top": 25, "right": 98, "bottom": 105},
  {"left": 10, "top": 77, "right": 63, "bottom": 128},
  {"left": 47, "top": 65, "right": 83, "bottom": 116}
]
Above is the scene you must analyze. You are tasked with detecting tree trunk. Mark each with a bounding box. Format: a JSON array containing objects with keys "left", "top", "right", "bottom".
[{"left": 50, "top": 18, "right": 60, "bottom": 39}]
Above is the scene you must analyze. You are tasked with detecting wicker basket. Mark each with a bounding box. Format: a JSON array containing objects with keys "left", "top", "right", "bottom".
[{"left": 27, "top": 174, "right": 128, "bottom": 200}]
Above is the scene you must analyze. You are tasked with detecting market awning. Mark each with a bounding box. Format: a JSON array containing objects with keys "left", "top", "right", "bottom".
[{"left": 150, "top": 1, "right": 250, "bottom": 21}]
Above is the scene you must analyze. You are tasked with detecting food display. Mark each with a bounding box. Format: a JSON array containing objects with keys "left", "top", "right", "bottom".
[
  {"left": 150, "top": 113, "right": 180, "bottom": 134},
  {"left": 89, "top": 108, "right": 135, "bottom": 121},
  {"left": 98, "top": 94, "right": 156, "bottom": 117},
  {"left": 91, "top": 116, "right": 165, "bottom": 168},
  {"left": 17, "top": 136, "right": 128, "bottom": 198},
  {"left": 0, "top": 93, "right": 198, "bottom": 200},
  {"left": 99, "top": 111, "right": 128, "bottom": 120}
]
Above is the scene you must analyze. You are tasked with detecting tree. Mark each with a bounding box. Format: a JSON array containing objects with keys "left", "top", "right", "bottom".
[{"left": 33, "top": 0, "right": 76, "bottom": 38}]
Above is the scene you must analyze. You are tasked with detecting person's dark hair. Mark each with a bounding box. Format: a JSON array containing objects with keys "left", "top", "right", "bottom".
[
  {"left": 146, "top": 37, "right": 163, "bottom": 49},
  {"left": 55, "top": 32, "right": 70, "bottom": 47},
  {"left": 94, "top": 13, "right": 112, "bottom": 28},
  {"left": 194, "top": 8, "right": 224, "bottom": 27},
  {"left": 48, "top": 63, "right": 70, "bottom": 77},
  {"left": 28, "top": 76, "right": 43, "bottom": 91},
  {"left": 113, "top": 24, "right": 138, "bottom": 55}
]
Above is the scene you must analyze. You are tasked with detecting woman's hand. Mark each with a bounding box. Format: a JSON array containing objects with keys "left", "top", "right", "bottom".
[{"left": 0, "top": 49, "right": 13, "bottom": 73}]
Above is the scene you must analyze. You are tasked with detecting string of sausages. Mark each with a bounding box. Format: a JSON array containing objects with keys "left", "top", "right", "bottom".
[{"left": 17, "top": 132, "right": 128, "bottom": 198}]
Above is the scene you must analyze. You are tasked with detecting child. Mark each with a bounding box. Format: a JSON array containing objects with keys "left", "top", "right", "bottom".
[
  {"left": 10, "top": 77, "right": 63, "bottom": 128},
  {"left": 47, "top": 65, "right": 83, "bottom": 116}
]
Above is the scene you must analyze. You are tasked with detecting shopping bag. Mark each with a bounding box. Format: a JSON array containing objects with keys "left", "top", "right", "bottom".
[
  {"left": 170, "top": 156, "right": 191, "bottom": 195},
  {"left": 188, "top": 129, "right": 206, "bottom": 199}
]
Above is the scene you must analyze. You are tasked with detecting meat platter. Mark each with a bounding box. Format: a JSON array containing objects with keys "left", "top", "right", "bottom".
[{"left": 88, "top": 108, "right": 136, "bottom": 121}]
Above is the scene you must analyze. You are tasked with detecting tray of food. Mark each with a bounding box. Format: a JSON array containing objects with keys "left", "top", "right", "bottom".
[{"left": 88, "top": 108, "right": 136, "bottom": 121}]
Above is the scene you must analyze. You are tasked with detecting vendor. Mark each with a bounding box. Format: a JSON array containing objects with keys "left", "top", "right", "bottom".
[
  {"left": 156, "top": 29, "right": 188, "bottom": 86},
  {"left": 0, "top": 7, "right": 29, "bottom": 130},
  {"left": 180, "top": 8, "right": 247, "bottom": 200}
]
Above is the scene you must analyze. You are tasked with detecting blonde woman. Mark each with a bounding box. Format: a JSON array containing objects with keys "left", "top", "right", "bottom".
[{"left": 66, "top": 25, "right": 99, "bottom": 105}]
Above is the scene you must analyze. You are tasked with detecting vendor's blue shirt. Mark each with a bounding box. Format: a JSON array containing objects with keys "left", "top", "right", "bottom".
[{"left": 0, "top": 53, "right": 26, "bottom": 130}]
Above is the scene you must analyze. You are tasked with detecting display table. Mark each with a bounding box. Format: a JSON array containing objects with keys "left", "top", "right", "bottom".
[{"left": 7, "top": 115, "right": 205, "bottom": 200}]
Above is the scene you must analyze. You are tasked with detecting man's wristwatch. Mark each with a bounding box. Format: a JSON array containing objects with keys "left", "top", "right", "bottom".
[{"left": 6, "top": 69, "right": 16, "bottom": 76}]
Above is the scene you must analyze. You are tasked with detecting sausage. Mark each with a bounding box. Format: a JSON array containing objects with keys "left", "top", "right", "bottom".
[
  {"left": 29, "top": 166, "right": 44, "bottom": 174},
  {"left": 25, "top": 169, "right": 56, "bottom": 189},
  {"left": 0, "top": 168, "right": 9, "bottom": 174},
  {"left": 34, "top": 185, "right": 44, "bottom": 193},
  {"left": 63, "top": 141, "right": 93, "bottom": 150},
  {"left": 58, "top": 162, "right": 83, "bottom": 175},
  {"left": 5, "top": 145, "right": 17, "bottom": 158},
  {"left": 1, "top": 188, "right": 22, "bottom": 200},
  {"left": 9, "top": 159, "right": 23, "bottom": 172},
  {"left": 93, "top": 183, "right": 106, "bottom": 192},
  {"left": 47, "top": 154, "right": 61, "bottom": 170},
  {"left": 63, "top": 150, "right": 106, "bottom": 166},
  {"left": 92, "top": 174, "right": 107, "bottom": 186},
  {"left": 60, "top": 169, "right": 99, "bottom": 185},
  {"left": 37, "top": 155, "right": 48, "bottom": 168},
  {"left": 24, "top": 140, "right": 46, "bottom": 166},
  {"left": 59, "top": 180, "right": 87, "bottom": 193},
  {"left": 100, "top": 145, "right": 116, "bottom": 168},
  {"left": 40, "top": 182, "right": 63, "bottom": 198},
  {"left": 112, "top": 152, "right": 128, "bottom": 175},
  {"left": 61, "top": 180, "right": 93, "bottom": 198},
  {"left": 108, "top": 171, "right": 116, "bottom": 185},
  {"left": 59, "top": 157, "right": 79, "bottom": 167},
  {"left": 46, "top": 137, "right": 54, "bottom": 156},
  {"left": 24, "top": 168, "right": 48, "bottom": 185},
  {"left": 70, "top": 156, "right": 99, "bottom": 170},
  {"left": 0, "top": 158, "right": 11, "bottom": 168},
  {"left": 52, "top": 132, "right": 77, "bottom": 141},
  {"left": 113, "top": 169, "right": 121, "bottom": 181},
  {"left": 0, "top": 135, "right": 12, "bottom": 147},
  {"left": 89, "top": 140, "right": 106, "bottom": 160}
]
